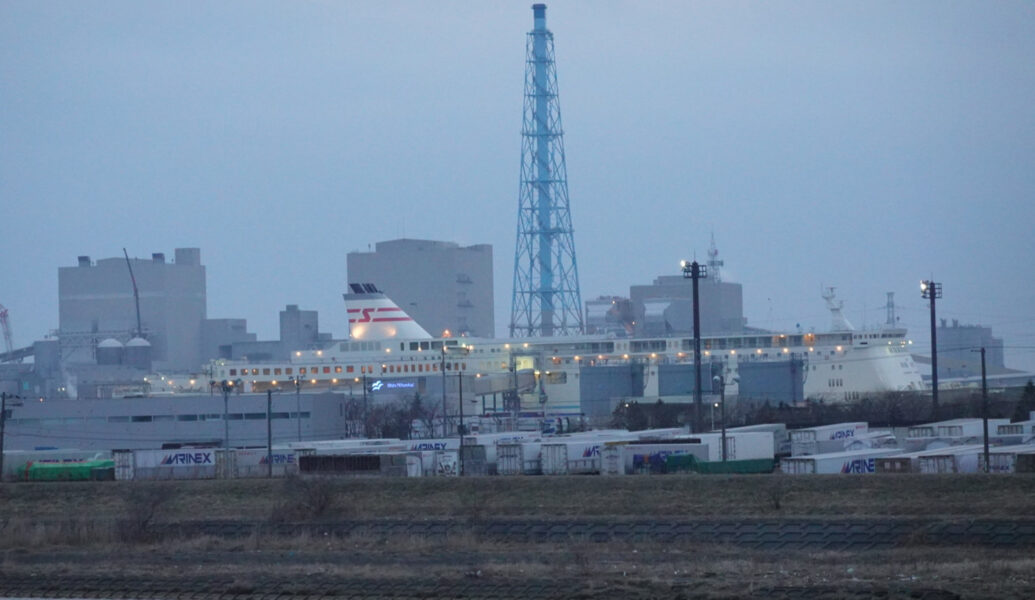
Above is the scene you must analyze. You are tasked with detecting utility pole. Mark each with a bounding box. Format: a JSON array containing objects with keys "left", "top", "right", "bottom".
[
  {"left": 921, "top": 280, "right": 942, "bottom": 415},
  {"left": 221, "top": 380, "right": 231, "bottom": 449},
  {"left": 978, "top": 347, "right": 989, "bottom": 473},
  {"left": 266, "top": 389, "right": 273, "bottom": 479},
  {"left": 458, "top": 371, "right": 465, "bottom": 476},
  {"left": 682, "top": 260, "right": 707, "bottom": 432},
  {"left": 362, "top": 373, "right": 369, "bottom": 438}
]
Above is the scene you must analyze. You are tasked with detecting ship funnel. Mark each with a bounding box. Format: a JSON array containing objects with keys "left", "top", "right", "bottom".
[{"left": 343, "top": 284, "right": 432, "bottom": 341}]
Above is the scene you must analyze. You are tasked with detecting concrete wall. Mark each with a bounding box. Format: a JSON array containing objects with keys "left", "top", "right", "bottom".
[{"left": 2, "top": 392, "right": 354, "bottom": 451}]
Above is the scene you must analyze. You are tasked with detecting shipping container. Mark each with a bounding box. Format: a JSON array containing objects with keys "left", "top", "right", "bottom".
[
  {"left": 874, "top": 444, "right": 986, "bottom": 474},
  {"left": 844, "top": 430, "right": 898, "bottom": 452},
  {"left": 434, "top": 450, "right": 459, "bottom": 476},
  {"left": 2, "top": 449, "right": 112, "bottom": 481},
  {"left": 905, "top": 419, "right": 1011, "bottom": 451},
  {"left": 462, "top": 432, "right": 539, "bottom": 469},
  {"left": 789, "top": 422, "right": 868, "bottom": 456},
  {"left": 541, "top": 433, "right": 640, "bottom": 475},
  {"left": 981, "top": 444, "right": 1035, "bottom": 474},
  {"left": 129, "top": 448, "right": 222, "bottom": 480},
  {"left": 229, "top": 448, "right": 299, "bottom": 478},
  {"left": 780, "top": 448, "right": 900, "bottom": 474},
  {"left": 686, "top": 432, "right": 775, "bottom": 462},
  {"left": 601, "top": 440, "right": 709, "bottom": 475},
  {"left": 723, "top": 423, "right": 790, "bottom": 456},
  {"left": 496, "top": 441, "right": 542, "bottom": 475}
]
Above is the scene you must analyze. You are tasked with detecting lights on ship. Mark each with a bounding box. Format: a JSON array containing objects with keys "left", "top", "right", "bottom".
[
  {"left": 756, "top": 349, "right": 762, "bottom": 354},
  {"left": 836, "top": 346, "right": 843, "bottom": 352},
  {"left": 703, "top": 351, "right": 710, "bottom": 356},
  {"left": 808, "top": 347, "right": 814, "bottom": 352},
  {"left": 310, "top": 379, "right": 316, "bottom": 384},
  {"left": 271, "top": 380, "right": 278, "bottom": 386},
  {"left": 295, "top": 351, "right": 301, "bottom": 357},
  {"left": 730, "top": 350, "right": 736, "bottom": 355},
  {"left": 782, "top": 348, "right": 789, "bottom": 353}
]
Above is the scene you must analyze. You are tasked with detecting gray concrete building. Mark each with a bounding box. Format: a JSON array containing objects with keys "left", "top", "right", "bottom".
[
  {"left": 628, "top": 275, "right": 746, "bottom": 337},
  {"left": 59, "top": 249, "right": 207, "bottom": 372},
  {"left": 347, "top": 239, "right": 494, "bottom": 338}
]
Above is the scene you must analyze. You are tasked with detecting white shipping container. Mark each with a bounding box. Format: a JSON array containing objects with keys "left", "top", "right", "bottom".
[
  {"left": 131, "top": 448, "right": 222, "bottom": 480},
  {"left": 541, "top": 434, "right": 639, "bottom": 475},
  {"left": 724, "top": 423, "right": 790, "bottom": 455},
  {"left": 405, "top": 452, "right": 424, "bottom": 477},
  {"left": 462, "top": 432, "right": 539, "bottom": 466},
  {"left": 231, "top": 449, "right": 298, "bottom": 478},
  {"left": 781, "top": 448, "right": 900, "bottom": 475},
  {"left": 875, "top": 444, "right": 986, "bottom": 474},
  {"left": 434, "top": 450, "right": 459, "bottom": 476},
  {"left": 621, "top": 441, "right": 709, "bottom": 474},
  {"left": 790, "top": 422, "right": 868, "bottom": 456},
  {"left": 689, "top": 432, "right": 774, "bottom": 462},
  {"left": 497, "top": 441, "right": 542, "bottom": 475}
]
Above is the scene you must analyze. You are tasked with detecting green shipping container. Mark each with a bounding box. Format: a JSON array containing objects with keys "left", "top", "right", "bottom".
[{"left": 24, "top": 459, "right": 117, "bottom": 482}]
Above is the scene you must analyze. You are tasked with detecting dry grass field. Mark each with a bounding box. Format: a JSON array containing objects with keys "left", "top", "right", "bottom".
[{"left": 1, "top": 474, "right": 1034, "bottom": 599}]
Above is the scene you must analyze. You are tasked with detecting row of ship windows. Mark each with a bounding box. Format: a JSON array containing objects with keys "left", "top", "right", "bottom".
[
  {"left": 8, "top": 412, "right": 313, "bottom": 427},
  {"left": 828, "top": 379, "right": 845, "bottom": 387},
  {"left": 227, "top": 362, "right": 472, "bottom": 377}
]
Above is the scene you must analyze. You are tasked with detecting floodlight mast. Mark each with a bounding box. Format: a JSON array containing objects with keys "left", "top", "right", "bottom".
[
  {"left": 920, "top": 280, "right": 942, "bottom": 414},
  {"left": 681, "top": 260, "right": 707, "bottom": 432}
]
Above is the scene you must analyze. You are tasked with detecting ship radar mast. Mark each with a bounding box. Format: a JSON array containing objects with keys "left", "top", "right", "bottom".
[
  {"left": 822, "top": 286, "right": 854, "bottom": 332},
  {"left": 706, "top": 232, "right": 723, "bottom": 283},
  {"left": 885, "top": 292, "right": 897, "bottom": 327}
]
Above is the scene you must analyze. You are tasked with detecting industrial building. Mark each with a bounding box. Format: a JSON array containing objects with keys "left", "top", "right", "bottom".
[
  {"left": 347, "top": 239, "right": 494, "bottom": 338},
  {"left": 59, "top": 249, "right": 208, "bottom": 372}
]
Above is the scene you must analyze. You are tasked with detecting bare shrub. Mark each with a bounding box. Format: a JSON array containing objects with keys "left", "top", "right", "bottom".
[
  {"left": 761, "top": 477, "right": 788, "bottom": 512},
  {"left": 119, "top": 484, "right": 173, "bottom": 542},
  {"left": 271, "top": 475, "right": 338, "bottom": 521}
]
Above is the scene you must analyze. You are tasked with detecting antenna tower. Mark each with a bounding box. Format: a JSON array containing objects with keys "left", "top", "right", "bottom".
[{"left": 510, "top": 4, "right": 583, "bottom": 337}]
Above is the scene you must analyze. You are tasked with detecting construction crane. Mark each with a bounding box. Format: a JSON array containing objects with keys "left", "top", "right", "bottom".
[
  {"left": 0, "top": 303, "right": 13, "bottom": 356},
  {"left": 123, "top": 248, "right": 144, "bottom": 339}
]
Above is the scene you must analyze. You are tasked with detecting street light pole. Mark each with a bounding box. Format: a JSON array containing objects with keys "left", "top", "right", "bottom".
[
  {"left": 458, "top": 371, "right": 465, "bottom": 476},
  {"left": 293, "top": 376, "right": 302, "bottom": 441},
  {"left": 221, "top": 380, "right": 231, "bottom": 449},
  {"left": 681, "top": 260, "right": 708, "bottom": 433},
  {"left": 713, "top": 374, "right": 727, "bottom": 462},
  {"left": 266, "top": 389, "right": 273, "bottom": 479},
  {"left": 921, "top": 280, "right": 942, "bottom": 415},
  {"left": 441, "top": 347, "right": 448, "bottom": 438}
]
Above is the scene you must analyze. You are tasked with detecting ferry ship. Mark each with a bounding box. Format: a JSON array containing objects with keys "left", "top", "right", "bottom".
[{"left": 209, "top": 284, "right": 925, "bottom": 422}]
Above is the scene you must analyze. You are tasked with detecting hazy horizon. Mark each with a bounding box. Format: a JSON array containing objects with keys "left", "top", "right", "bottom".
[{"left": 2, "top": 2, "right": 1033, "bottom": 372}]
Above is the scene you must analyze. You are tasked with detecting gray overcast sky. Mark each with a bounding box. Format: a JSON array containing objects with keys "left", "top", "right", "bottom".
[{"left": 2, "top": 1, "right": 1034, "bottom": 371}]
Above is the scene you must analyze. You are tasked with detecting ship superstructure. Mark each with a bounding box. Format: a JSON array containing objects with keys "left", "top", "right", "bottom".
[{"left": 211, "top": 285, "right": 924, "bottom": 426}]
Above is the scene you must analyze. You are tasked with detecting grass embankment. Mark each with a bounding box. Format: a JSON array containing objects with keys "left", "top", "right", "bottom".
[
  {"left": 2, "top": 473, "right": 1034, "bottom": 522},
  {"left": 2, "top": 476, "right": 1034, "bottom": 599}
]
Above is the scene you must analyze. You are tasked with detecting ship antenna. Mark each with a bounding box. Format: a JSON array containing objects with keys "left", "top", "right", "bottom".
[{"left": 707, "top": 231, "right": 723, "bottom": 283}]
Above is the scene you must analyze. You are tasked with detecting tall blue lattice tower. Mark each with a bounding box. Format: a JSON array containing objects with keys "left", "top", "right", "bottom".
[{"left": 510, "top": 3, "right": 583, "bottom": 338}]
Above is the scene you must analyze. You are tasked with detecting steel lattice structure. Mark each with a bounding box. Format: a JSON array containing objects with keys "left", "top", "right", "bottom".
[{"left": 510, "top": 4, "right": 583, "bottom": 338}]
